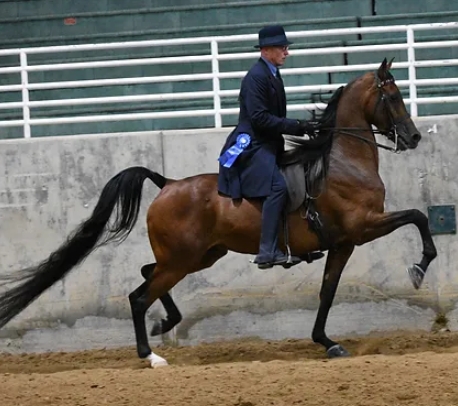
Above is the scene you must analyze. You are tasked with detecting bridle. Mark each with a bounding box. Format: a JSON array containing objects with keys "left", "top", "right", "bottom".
[
  {"left": 299, "top": 73, "right": 411, "bottom": 202},
  {"left": 318, "top": 74, "right": 411, "bottom": 154},
  {"left": 372, "top": 75, "right": 411, "bottom": 151}
]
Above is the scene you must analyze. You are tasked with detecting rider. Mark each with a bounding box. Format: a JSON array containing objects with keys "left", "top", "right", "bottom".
[{"left": 217, "top": 25, "right": 323, "bottom": 269}]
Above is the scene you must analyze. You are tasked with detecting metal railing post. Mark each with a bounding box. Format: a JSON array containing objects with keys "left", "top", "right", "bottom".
[
  {"left": 406, "top": 27, "right": 418, "bottom": 117},
  {"left": 20, "top": 51, "right": 31, "bottom": 138},
  {"left": 210, "top": 40, "right": 222, "bottom": 128}
]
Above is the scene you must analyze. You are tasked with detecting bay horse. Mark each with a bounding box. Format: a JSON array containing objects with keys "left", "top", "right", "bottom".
[{"left": 0, "top": 58, "right": 437, "bottom": 367}]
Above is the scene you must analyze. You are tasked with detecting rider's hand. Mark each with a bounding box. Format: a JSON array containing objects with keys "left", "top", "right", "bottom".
[{"left": 297, "top": 120, "right": 316, "bottom": 136}]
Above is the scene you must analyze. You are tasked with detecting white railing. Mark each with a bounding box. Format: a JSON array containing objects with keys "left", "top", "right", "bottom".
[{"left": 0, "top": 22, "right": 458, "bottom": 138}]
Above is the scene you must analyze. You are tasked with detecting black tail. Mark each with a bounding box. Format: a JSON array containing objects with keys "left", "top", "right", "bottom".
[{"left": 0, "top": 166, "right": 167, "bottom": 328}]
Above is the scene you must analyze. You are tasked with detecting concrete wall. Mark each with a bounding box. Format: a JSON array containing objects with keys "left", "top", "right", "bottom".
[{"left": 0, "top": 115, "right": 457, "bottom": 354}]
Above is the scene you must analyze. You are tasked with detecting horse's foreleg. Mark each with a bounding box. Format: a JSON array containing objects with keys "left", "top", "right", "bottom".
[
  {"left": 312, "top": 244, "right": 354, "bottom": 358},
  {"left": 359, "top": 209, "right": 438, "bottom": 289}
]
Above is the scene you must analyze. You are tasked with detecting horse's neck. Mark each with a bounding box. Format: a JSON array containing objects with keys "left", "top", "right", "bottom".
[{"left": 330, "top": 110, "right": 381, "bottom": 181}]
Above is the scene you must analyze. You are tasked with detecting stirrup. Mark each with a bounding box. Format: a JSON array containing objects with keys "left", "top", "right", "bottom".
[{"left": 285, "top": 243, "right": 294, "bottom": 264}]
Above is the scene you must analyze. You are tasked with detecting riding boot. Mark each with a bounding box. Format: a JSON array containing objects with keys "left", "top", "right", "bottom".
[{"left": 254, "top": 171, "right": 301, "bottom": 269}]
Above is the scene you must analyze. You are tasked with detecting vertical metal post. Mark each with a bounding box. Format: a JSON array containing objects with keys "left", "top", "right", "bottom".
[
  {"left": 406, "top": 27, "right": 418, "bottom": 117},
  {"left": 211, "top": 40, "right": 222, "bottom": 128},
  {"left": 20, "top": 51, "right": 31, "bottom": 138}
]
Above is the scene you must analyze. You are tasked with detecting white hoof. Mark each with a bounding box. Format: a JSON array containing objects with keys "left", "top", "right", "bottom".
[{"left": 147, "top": 352, "right": 168, "bottom": 368}]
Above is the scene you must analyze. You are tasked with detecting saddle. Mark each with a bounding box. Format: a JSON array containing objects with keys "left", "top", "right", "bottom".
[
  {"left": 278, "top": 134, "right": 333, "bottom": 251},
  {"left": 280, "top": 162, "right": 307, "bottom": 213},
  {"left": 279, "top": 161, "right": 326, "bottom": 247}
]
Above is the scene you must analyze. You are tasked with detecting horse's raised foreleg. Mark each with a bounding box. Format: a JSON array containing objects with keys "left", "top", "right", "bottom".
[
  {"left": 311, "top": 244, "right": 354, "bottom": 358},
  {"left": 128, "top": 263, "right": 184, "bottom": 368},
  {"left": 359, "top": 209, "right": 437, "bottom": 289}
]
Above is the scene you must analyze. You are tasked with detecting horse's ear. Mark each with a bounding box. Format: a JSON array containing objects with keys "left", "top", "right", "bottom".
[
  {"left": 387, "top": 57, "right": 395, "bottom": 70},
  {"left": 378, "top": 58, "right": 388, "bottom": 78}
]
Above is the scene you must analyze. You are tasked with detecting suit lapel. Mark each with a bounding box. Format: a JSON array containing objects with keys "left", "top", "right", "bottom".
[
  {"left": 258, "top": 58, "right": 286, "bottom": 117},
  {"left": 274, "top": 70, "right": 287, "bottom": 117}
]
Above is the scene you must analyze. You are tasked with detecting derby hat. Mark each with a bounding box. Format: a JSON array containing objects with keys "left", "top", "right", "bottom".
[{"left": 254, "top": 25, "right": 293, "bottom": 48}]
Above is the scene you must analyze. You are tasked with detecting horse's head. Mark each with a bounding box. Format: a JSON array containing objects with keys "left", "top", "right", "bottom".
[{"left": 364, "top": 58, "right": 422, "bottom": 151}]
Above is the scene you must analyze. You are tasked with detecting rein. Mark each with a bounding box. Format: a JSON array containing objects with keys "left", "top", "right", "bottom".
[
  {"left": 315, "top": 75, "right": 410, "bottom": 154},
  {"left": 314, "top": 125, "right": 400, "bottom": 153},
  {"left": 331, "top": 127, "right": 400, "bottom": 153}
]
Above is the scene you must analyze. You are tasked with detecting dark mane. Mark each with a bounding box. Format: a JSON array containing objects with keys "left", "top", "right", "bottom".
[{"left": 280, "top": 85, "right": 345, "bottom": 196}]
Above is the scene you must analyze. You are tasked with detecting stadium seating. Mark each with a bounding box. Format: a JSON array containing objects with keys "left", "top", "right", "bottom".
[{"left": 0, "top": 0, "right": 456, "bottom": 138}]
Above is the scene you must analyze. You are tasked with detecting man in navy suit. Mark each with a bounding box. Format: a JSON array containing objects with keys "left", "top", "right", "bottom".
[{"left": 218, "top": 25, "right": 322, "bottom": 269}]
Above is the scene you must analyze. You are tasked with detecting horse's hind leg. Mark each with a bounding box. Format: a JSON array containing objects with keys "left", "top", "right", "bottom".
[
  {"left": 140, "top": 263, "right": 182, "bottom": 336},
  {"left": 128, "top": 278, "right": 159, "bottom": 363},
  {"left": 129, "top": 263, "right": 185, "bottom": 367},
  {"left": 312, "top": 244, "right": 354, "bottom": 358},
  {"left": 360, "top": 209, "right": 438, "bottom": 289}
]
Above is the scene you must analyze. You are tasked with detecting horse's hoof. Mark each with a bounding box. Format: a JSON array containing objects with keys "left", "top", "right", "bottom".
[
  {"left": 150, "top": 320, "right": 162, "bottom": 336},
  {"left": 407, "top": 264, "right": 425, "bottom": 290},
  {"left": 327, "top": 344, "right": 350, "bottom": 358},
  {"left": 147, "top": 353, "right": 168, "bottom": 368}
]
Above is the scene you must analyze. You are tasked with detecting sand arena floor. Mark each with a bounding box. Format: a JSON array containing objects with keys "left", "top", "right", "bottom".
[{"left": 1, "top": 330, "right": 458, "bottom": 406}]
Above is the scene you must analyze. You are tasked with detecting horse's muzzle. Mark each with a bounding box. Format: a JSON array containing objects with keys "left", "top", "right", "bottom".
[{"left": 408, "top": 131, "right": 422, "bottom": 149}]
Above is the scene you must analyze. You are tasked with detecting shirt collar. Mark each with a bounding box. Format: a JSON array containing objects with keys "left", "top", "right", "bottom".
[{"left": 261, "top": 56, "right": 278, "bottom": 77}]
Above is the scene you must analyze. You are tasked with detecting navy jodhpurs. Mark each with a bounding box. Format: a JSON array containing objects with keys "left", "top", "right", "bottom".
[{"left": 256, "top": 166, "right": 288, "bottom": 263}]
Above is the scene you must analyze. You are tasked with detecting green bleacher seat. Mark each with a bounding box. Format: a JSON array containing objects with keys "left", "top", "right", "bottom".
[
  {"left": 0, "top": 0, "right": 370, "bottom": 44},
  {"left": 361, "top": 11, "right": 458, "bottom": 40},
  {"left": 374, "top": 1, "right": 458, "bottom": 15}
]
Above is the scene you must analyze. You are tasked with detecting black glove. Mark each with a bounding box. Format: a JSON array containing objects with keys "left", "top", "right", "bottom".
[{"left": 297, "top": 120, "right": 316, "bottom": 137}]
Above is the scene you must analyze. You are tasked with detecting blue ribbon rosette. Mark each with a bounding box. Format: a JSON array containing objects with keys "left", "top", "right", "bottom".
[{"left": 218, "top": 133, "right": 251, "bottom": 168}]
